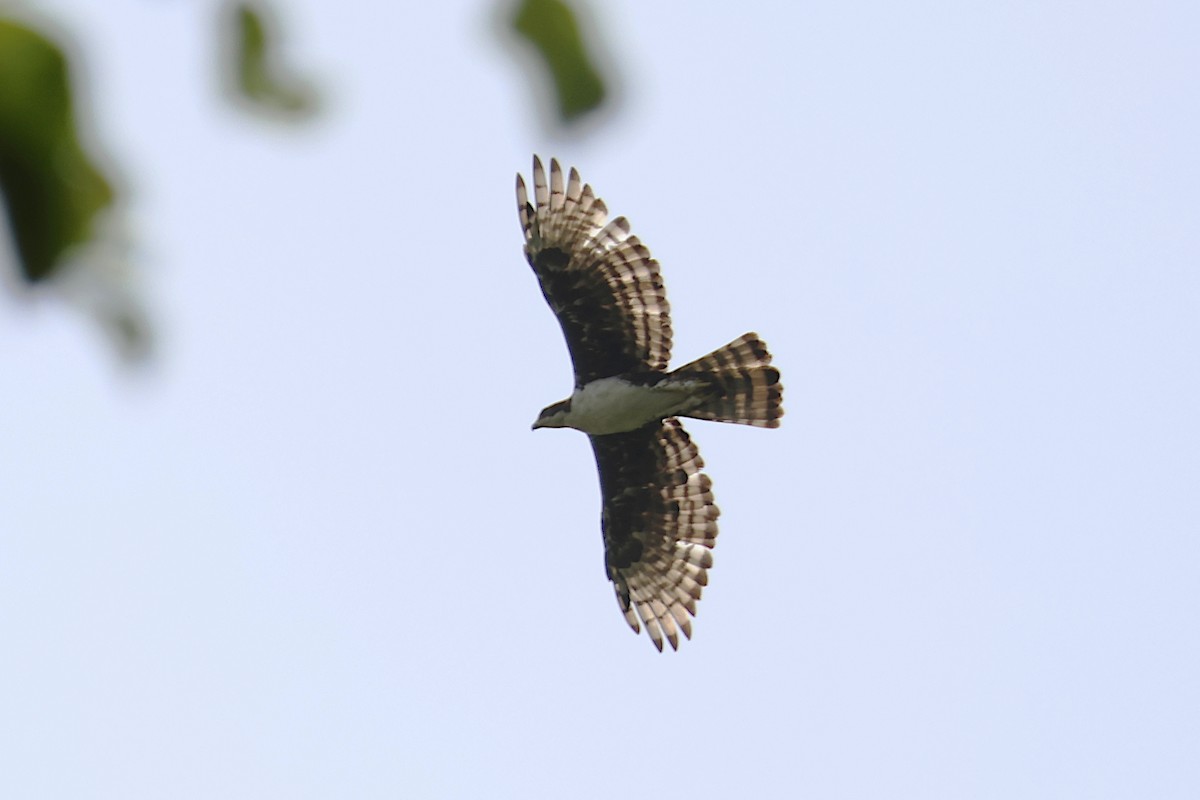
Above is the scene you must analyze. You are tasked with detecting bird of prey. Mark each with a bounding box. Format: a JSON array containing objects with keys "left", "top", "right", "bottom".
[{"left": 517, "top": 156, "right": 783, "bottom": 651}]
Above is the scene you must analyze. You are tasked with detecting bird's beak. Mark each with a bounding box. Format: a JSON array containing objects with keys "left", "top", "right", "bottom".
[{"left": 531, "top": 419, "right": 544, "bottom": 431}]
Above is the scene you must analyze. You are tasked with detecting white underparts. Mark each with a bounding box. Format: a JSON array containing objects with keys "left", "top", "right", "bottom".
[{"left": 560, "top": 376, "right": 707, "bottom": 435}]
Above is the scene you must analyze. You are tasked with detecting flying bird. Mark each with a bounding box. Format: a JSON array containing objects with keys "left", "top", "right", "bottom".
[{"left": 517, "top": 156, "right": 783, "bottom": 651}]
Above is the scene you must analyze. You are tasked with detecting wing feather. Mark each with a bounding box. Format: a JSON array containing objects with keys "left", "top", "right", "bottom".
[
  {"left": 590, "top": 418, "right": 720, "bottom": 651},
  {"left": 516, "top": 156, "right": 673, "bottom": 385}
]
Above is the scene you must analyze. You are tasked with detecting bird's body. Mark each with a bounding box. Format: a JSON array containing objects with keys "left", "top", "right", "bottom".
[
  {"left": 517, "top": 156, "right": 783, "bottom": 650},
  {"left": 535, "top": 374, "right": 706, "bottom": 435}
]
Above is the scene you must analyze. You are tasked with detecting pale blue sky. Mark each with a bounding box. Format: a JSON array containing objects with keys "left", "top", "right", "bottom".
[{"left": 2, "top": 1, "right": 1198, "bottom": 798}]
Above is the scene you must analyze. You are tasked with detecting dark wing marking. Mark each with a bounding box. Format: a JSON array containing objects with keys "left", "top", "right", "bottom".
[
  {"left": 516, "top": 156, "right": 672, "bottom": 386},
  {"left": 590, "top": 419, "right": 719, "bottom": 651}
]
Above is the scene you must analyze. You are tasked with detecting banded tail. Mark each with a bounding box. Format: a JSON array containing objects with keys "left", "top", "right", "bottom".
[{"left": 672, "top": 333, "right": 784, "bottom": 428}]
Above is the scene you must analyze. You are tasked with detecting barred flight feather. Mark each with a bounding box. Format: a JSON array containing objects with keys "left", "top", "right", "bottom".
[
  {"left": 673, "top": 333, "right": 784, "bottom": 428},
  {"left": 592, "top": 419, "right": 720, "bottom": 652},
  {"left": 517, "top": 157, "right": 672, "bottom": 385}
]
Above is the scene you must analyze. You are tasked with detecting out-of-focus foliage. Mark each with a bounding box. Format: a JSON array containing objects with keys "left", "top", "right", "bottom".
[
  {"left": 3, "top": 0, "right": 607, "bottom": 362},
  {"left": 512, "top": 0, "right": 606, "bottom": 122},
  {"left": 0, "top": 19, "right": 114, "bottom": 284},
  {"left": 225, "top": 0, "right": 318, "bottom": 119}
]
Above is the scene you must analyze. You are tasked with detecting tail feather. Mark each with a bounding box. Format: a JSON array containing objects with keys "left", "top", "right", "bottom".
[{"left": 671, "top": 333, "right": 784, "bottom": 428}]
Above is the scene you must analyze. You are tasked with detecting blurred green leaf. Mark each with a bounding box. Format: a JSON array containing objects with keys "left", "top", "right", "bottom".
[
  {"left": 0, "top": 19, "right": 115, "bottom": 283},
  {"left": 228, "top": 1, "right": 317, "bottom": 118},
  {"left": 512, "top": 0, "right": 606, "bottom": 122}
]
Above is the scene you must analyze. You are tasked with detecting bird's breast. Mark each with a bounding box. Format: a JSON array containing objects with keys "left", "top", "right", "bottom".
[{"left": 566, "top": 376, "right": 705, "bottom": 435}]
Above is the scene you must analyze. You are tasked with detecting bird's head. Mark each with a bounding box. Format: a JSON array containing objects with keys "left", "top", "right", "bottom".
[{"left": 532, "top": 398, "right": 572, "bottom": 430}]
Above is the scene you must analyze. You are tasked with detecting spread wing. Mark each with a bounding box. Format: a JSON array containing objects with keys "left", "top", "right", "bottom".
[
  {"left": 516, "top": 156, "right": 673, "bottom": 386},
  {"left": 590, "top": 418, "right": 719, "bottom": 651}
]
